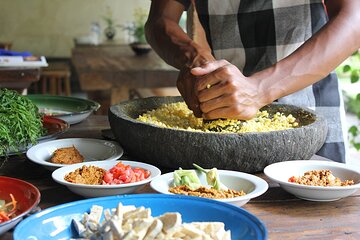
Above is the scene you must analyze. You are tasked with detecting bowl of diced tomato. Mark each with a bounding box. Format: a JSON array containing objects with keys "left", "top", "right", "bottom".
[
  {"left": 0, "top": 176, "right": 41, "bottom": 235},
  {"left": 52, "top": 161, "right": 161, "bottom": 198}
]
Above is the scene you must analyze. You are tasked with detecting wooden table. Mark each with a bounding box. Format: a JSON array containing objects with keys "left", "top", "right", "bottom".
[
  {"left": 0, "top": 67, "right": 40, "bottom": 94},
  {"left": 71, "top": 45, "right": 179, "bottom": 114},
  {"left": 1, "top": 115, "right": 360, "bottom": 239}
]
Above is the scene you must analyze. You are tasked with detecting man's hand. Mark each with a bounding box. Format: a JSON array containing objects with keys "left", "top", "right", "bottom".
[
  {"left": 192, "top": 60, "right": 268, "bottom": 120},
  {"left": 177, "top": 46, "right": 215, "bottom": 117},
  {"left": 177, "top": 66, "right": 202, "bottom": 117}
]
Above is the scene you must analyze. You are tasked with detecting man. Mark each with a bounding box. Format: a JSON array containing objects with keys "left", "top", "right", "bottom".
[{"left": 145, "top": 0, "right": 360, "bottom": 163}]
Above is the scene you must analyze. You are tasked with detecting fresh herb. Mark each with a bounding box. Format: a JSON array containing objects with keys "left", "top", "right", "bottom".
[
  {"left": 0, "top": 89, "right": 45, "bottom": 157},
  {"left": 193, "top": 163, "right": 228, "bottom": 191}
]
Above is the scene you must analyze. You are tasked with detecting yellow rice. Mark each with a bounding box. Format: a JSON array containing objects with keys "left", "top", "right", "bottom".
[{"left": 137, "top": 102, "right": 299, "bottom": 133}]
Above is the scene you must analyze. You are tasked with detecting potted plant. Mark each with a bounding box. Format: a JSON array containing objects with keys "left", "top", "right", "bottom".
[
  {"left": 123, "top": 7, "right": 152, "bottom": 55},
  {"left": 102, "top": 6, "right": 120, "bottom": 40}
]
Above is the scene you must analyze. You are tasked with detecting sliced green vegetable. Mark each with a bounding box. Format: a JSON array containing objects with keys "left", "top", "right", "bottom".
[
  {"left": 193, "top": 163, "right": 228, "bottom": 191},
  {"left": 173, "top": 168, "right": 202, "bottom": 190}
]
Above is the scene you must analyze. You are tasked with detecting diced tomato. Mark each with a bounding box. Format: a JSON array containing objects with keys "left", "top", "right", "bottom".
[
  {"left": 103, "top": 172, "right": 113, "bottom": 183},
  {"left": 102, "top": 162, "right": 150, "bottom": 185},
  {"left": 288, "top": 176, "right": 296, "bottom": 182}
]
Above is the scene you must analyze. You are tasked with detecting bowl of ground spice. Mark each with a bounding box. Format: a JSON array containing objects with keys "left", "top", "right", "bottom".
[
  {"left": 26, "top": 138, "right": 123, "bottom": 171},
  {"left": 109, "top": 96, "right": 328, "bottom": 173}
]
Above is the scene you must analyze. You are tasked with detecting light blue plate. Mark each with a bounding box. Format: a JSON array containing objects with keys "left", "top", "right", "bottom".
[{"left": 14, "top": 194, "right": 267, "bottom": 240}]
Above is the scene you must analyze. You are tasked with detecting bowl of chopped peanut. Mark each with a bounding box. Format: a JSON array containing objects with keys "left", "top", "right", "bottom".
[
  {"left": 109, "top": 96, "right": 328, "bottom": 173},
  {"left": 264, "top": 160, "right": 360, "bottom": 201}
]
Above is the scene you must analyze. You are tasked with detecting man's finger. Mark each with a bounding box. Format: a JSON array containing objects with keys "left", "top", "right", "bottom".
[{"left": 191, "top": 59, "right": 229, "bottom": 76}]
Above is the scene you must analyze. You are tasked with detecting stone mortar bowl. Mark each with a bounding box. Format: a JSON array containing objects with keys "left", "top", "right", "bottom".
[{"left": 109, "top": 96, "right": 328, "bottom": 173}]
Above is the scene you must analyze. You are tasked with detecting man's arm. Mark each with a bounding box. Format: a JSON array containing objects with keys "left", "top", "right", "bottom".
[
  {"left": 192, "top": 0, "right": 360, "bottom": 120},
  {"left": 145, "top": 0, "right": 213, "bottom": 69},
  {"left": 145, "top": 0, "right": 215, "bottom": 117},
  {"left": 254, "top": 0, "right": 360, "bottom": 103}
]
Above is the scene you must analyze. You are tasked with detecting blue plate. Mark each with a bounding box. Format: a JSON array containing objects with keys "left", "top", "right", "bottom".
[{"left": 14, "top": 194, "right": 267, "bottom": 240}]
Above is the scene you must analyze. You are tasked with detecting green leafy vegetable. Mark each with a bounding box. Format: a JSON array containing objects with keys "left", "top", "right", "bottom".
[
  {"left": 0, "top": 88, "right": 45, "bottom": 156},
  {"left": 193, "top": 163, "right": 228, "bottom": 191},
  {"left": 173, "top": 168, "right": 202, "bottom": 190}
]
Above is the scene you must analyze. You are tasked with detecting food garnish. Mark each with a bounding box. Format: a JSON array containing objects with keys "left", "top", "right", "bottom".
[
  {"left": 72, "top": 202, "right": 231, "bottom": 239},
  {"left": 193, "top": 163, "right": 228, "bottom": 191},
  {"left": 0, "top": 88, "right": 45, "bottom": 157},
  {"left": 173, "top": 168, "right": 202, "bottom": 190},
  {"left": 0, "top": 194, "right": 18, "bottom": 223},
  {"left": 288, "top": 170, "right": 355, "bottom": 187}
]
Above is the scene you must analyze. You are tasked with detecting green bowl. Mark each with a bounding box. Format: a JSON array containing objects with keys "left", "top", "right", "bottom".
[{"left": 27, "top": 95, "right": 100, "bottom": 125}]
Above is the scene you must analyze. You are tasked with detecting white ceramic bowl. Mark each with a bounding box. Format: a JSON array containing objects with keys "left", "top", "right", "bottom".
[
  {"left": 150, "top": 170, "right": 268, "bottom": 206},
  {"left": 264, "top": 160, "right": 360, "bottom": 201},
  {"left": 26, "top": 138, "right": 123, "bottom": 171},
  {"left": 52, "top": 160, "right": 161, "bottom": 198}
]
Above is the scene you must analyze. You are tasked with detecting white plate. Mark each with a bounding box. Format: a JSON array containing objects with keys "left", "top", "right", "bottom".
[
  {"left": 52, "top": 160, "right": 161, "bottom": 198},
  {"left": 26, "top": 138, "right": 123, "bottom": 171},
  {"left": 264, "top": 160, "right": 360, "bottom": 201},
  {"left": 150, "top": 170, "right": 268, "bottom": 206}
]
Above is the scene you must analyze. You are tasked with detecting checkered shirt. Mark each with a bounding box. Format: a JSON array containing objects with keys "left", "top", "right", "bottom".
[{"left": 176, "top": 0, "right": 347, "bottom": 162}]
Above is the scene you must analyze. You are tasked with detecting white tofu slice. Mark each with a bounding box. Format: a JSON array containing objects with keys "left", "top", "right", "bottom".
[
  {"left": 103, "top": 230, "right": 114, "bottom": 240},
  {"left": 191, "top": 222, "right": 228, "bottom": 240},
  {"left": 122, "top": 230, "right": 140, "bottom": 240},
  {"left": 131, "top": 218, "right": 154, "bottom": 238},
  {"left": 72, "top": 219, "right": 86, "bottom": 236},
  {"left": 124, "top": 207, "right": 151, "bottom": 221},
  {"left": 114, "top": 204, "right": 136, "bottom": 217},
  {"left": 144, "top": 219, "right": 163, "bottom": 240},
  {"left": 79, "top": 228, "right": 95, "bottom": 238},
  {"left": 103, "top": 208, "right": 112, "bottom": 222},
  {"left": 157, "top": 212, "right": 182, "bottom": 233},
  {"left": 175, "top": 224, "right": 209, "bottom": 239},
  {"left": 89, "top": 205, "right": 103, "bottom": 224},
  {"left": 222, "top": 230, "right": 231, "bottom": 240},
  {"left": 110, "top": 218, "right": 124, "bottom": 239}
]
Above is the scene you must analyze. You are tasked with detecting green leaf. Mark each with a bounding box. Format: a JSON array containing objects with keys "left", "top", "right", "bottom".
[
  {"left": 357, "top": 112, "right": 360, "bottom": 119},
  {"left": 342, "top": 65, "right": 351, "bottom": 73},
  {"left": 351, "top": 51, "right": 359, "bottom": 56},
  {"left": 350, "top": 70, "right": 359, "bottom": 83},
  {"left": 356, "top": 93, "right": 360, "bottom": 101},
  {"left": 354, "top": 142, "right": 360, "bottom": 151},
  {"left": 348, "top": 126, "right": 358, "bottom": 137}
]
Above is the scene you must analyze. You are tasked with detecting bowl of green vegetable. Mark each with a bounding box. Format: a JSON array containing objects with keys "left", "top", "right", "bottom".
[
  {"left": 26, "top": 95, "right": 100, "bottom": 125},
  {"left": 150, "top": 164, "right": 268, "bottom": 206},
  {"left": 0, "top": 89, "right": 69, "bottom": 157}
]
